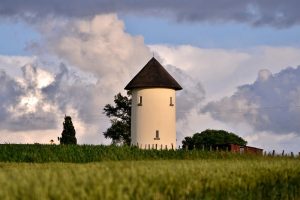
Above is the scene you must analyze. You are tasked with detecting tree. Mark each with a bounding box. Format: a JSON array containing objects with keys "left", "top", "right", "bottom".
[
  {"left": 59, "top": 115, "right": 77, "bottom": 145},
  {"left": 182, "top": 129, "right": 247, "bottom": 150},
  {"left": 103, "top": 92, "right": 131, "bottom": 145}
]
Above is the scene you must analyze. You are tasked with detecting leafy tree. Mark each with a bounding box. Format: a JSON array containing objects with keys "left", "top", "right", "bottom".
[
  {"left": 182, "top": 129, "right": 247, "bottom": 150},
  {"left": 59, "top": 115, "right": 77, "bottom": 145},
  {"left": 103, "top": 92, "right": 131, "bottom": 145}
]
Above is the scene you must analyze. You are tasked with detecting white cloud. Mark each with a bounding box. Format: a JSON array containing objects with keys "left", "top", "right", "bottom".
[
  {"left": 0, "top": 61, "right": 110, "bottom": 144},
  {"left": 0, "top": 64, "right": 58, "bottom": 131},
  {"left": 150, "top": 45, "right": 300, "bottom": 101},
  {"left": 30, "top": 14, "right": 151, "bottom": 94},
  {"left": 1, "top": 15, "right": 204, "bottom": 145},
  {"left": 1, "top": 14, "right": 300, "bottom": 153},
  {"left": 151, "top": 44, "right": 300, "bottom": 152},
  {"left": 0, "top": 55, "right": 36, "bottom": 76},
  {"left": 203, "top": 66, "right": 300, "bottom": 137}
]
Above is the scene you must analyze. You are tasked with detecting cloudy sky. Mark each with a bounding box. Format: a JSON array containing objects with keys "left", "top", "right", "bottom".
[{"left": 1, "top": 1, "right": 300, "bottom": 153}]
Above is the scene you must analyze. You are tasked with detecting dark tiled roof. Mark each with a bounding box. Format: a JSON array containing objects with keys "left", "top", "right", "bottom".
[{"left": 125, "top": 57, "right": 182, "bottom": 90}]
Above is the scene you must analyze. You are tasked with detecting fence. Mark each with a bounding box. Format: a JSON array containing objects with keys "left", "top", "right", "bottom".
[
  {"left": 133, "top": 142, "right": 300, "bottom": 157},
  {"left": 264, "top": 150, "right": 300, "bottom": 158},
  {"left": 134, "top": 143, "right": 175, "bottom": 150}
]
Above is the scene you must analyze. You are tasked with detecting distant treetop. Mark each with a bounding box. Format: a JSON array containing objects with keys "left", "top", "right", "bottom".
[{"left": 182, "top": 129, "right": 247, "bottom": 150}]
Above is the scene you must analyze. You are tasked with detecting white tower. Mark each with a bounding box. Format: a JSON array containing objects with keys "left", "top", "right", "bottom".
[{"left": 125, "top": 57, "right": 182, "bottom": 149}]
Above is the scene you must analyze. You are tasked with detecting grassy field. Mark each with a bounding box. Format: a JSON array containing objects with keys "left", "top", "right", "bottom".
[
  {"left": 0, "top": 144, "right": 299, "bottom": 199},
  {"left": 0, "top": 144, "right": 265, "bottom": 162},
  {"left": 0, "top": 159, "right": 300, "bottom": 200}
]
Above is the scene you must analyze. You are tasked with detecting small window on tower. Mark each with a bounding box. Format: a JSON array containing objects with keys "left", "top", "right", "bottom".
[
  {"left": 170, "top": 97, "right": 174, "bottom": 106},
  {"left": 154, "top": 130, "right": 160, "bottom": 140},
  {"left": 138, "top": 96, "right": 142, "bottom": 106}
]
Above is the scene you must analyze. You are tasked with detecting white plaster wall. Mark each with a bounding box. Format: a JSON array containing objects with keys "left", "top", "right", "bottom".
[{"left": 131, "top": 88, "right": 176, "bottom": 149}]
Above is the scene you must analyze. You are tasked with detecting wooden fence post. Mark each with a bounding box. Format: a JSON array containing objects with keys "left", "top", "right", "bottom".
[
  {"left": 202, "top": 145, "right": 205, "bottom": 151},
  {"left": 282, "top": 150, "right": 285, "bottom": 156},
  {"left": 291, "top": 152, "right": 294, "bottom": 157},
  {"left": 272, "top": 150, "right": 275, "bottom": 156},
  {"left": 171, "top": 143, "right": 174, "bottom": 150},
  {"left": 155, "top": 144, "right": 157, "bottom": 150}
]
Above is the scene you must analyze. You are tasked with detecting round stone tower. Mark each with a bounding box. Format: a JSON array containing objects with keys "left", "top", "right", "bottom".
[{"left": 125, "top": 57, "right": 182, "bottom": 149}]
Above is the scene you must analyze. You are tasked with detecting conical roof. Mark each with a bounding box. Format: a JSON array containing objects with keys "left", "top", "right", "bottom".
[{"left": 125, "top": 57, "right": 182, "bottom": 90}]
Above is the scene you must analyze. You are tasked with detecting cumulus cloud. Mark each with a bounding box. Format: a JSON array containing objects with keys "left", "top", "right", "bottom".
[
  {"left": 0, "top": 64, "right": 58, "bottom": 131},
  {"left": 0, "top": 57, "right": 205, "bottom": 143},
  {"left": 30, "top": 15, "right": 206, "bottom": 120},
  {"left": 0, "top": 14, "right": 206, "bottom": 144},
  {"left": 30, "top": 14, "right": 151, "bottom": 96},
  {"left": 1, "top": 1, "right": 300, "bottom": 28},
  {"left": 151, "top": 45, "right": 300, "bottom": 151},
  {"left": 0, "top": 15, "right": 128, "bottom": 143},
  {"left": 0, "top": 61, "right": 108, "bottom": 144},
  {"left": 203, "top": 66, "right": 300, "bottom": 135},
  {"left": 150, "top": 45, "right": 300, "bottom": 101},
  {"left": 0, "top": 55, "right": 36, "bottom": 76}
]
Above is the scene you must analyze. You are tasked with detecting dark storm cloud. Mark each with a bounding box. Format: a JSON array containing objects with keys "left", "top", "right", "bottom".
[
  {"left": 0, "top": 0, "right": 300, "bottom": 27},
  {"left": 203, "top": 66, "right": 300, "bottom": 134}
]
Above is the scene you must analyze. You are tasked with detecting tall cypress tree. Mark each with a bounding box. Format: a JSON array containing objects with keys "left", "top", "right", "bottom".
[{"left": 59, "top": 115, "right": 77, "bottom": 145}]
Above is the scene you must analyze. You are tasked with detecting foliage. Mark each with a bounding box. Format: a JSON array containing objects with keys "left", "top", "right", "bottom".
[
  {"left": 59, "top": 116, "right": 77, "bottom": 145},
  {"left": 103, "top": 92, "right": 131, "bottom": 145},
  {"left": 0, "top": 159, "right": 300, "bottom": 199},
  {"left": 182, "top": 129, "right": 247, "bottom": 150},
  {"left": 0, "top": 144, "right": 269, "bottom": 163}
]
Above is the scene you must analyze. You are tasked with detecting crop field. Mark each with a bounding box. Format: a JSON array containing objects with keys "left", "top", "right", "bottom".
[
  {"left": 0, "top": 144, "right": 263, "bottom": 162},
  {"left": 0, "top": 145, "right": 299, "bottom": 199}
]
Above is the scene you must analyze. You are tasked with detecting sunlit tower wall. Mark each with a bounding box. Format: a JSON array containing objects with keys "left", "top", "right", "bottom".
[{"left": 125, "top": 57, "right": 182, "bottom": 149}]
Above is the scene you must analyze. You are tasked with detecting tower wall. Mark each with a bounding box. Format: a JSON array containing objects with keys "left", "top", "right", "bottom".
[{"left": 131, "top": 88, "right": 176, "bottom": 149}]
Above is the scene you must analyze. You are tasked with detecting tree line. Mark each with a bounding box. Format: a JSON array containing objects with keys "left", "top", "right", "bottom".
[
  {"left": 103, "top": 93, "right": 247, "bottom": 148},
  {"left": 56, "top": 92, "right": 247, "bottom": 147}
]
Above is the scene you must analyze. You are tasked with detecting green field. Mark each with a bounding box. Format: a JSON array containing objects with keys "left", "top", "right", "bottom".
[
  {"left": 0, "top": 144, "right": 263, "bottom": 162},
  {"left": 0, "top": 145, "right": 299, "bottom": 199}
]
